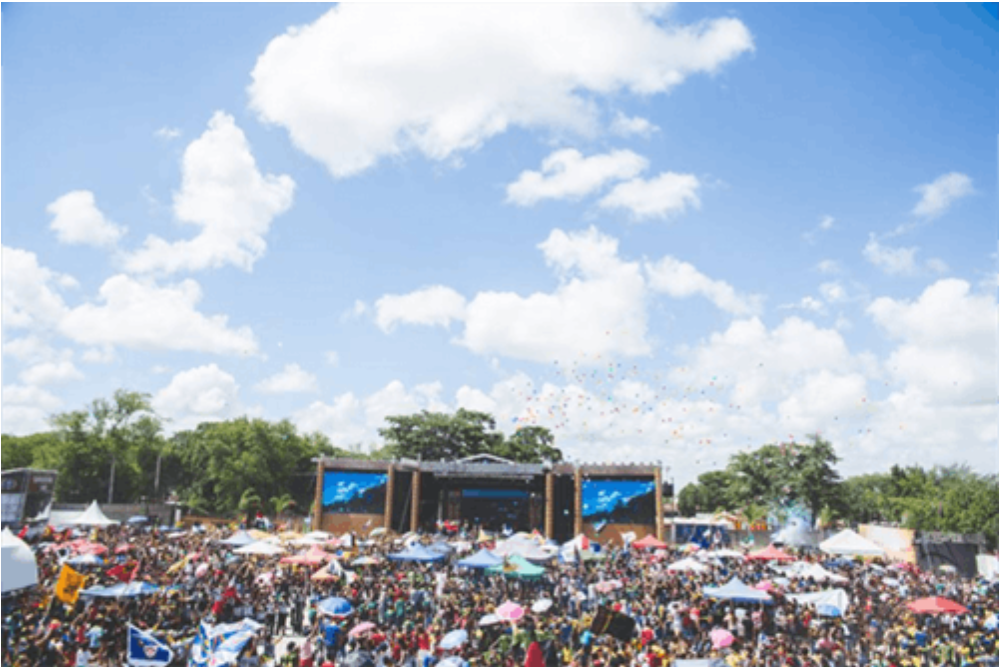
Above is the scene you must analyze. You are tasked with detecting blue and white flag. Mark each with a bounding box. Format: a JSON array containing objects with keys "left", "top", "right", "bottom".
[
  {"left": 127, "top": 624, "right": 174, "bottom": 667},
  {"left": 189, "top": 618, "right": 263, "bottom": 667}
]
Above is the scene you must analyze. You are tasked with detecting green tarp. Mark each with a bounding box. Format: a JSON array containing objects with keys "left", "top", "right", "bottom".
[{"left": 487, "top": 554, "right": 546, "bottom": 579}]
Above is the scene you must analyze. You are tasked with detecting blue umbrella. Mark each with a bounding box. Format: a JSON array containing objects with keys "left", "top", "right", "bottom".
[
  {"left": 438, "top": 629, "right": 468, "bottom": 651},
  {"left": 318, "top": 596, "right": 354, "bottom": 617}
]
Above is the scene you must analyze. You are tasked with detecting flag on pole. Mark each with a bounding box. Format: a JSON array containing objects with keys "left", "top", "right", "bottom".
[
  {"left": 189, "top": 618, "right": 263, "bottom": 667},
  {"left": 127, "top": 624, "right": 174, "bottom": 667},
  {"left": 54, "top": 564, "right": 87, "bottom": 605}
]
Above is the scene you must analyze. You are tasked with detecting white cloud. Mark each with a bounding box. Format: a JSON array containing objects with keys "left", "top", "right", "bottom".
[
  {"left": 254, "top": 363, "right": 319, "bottom": 394},
  {"left": 155, "top": 126, "right": 182, "bottom": 140},
  {"left": 1, "top": 246, "right": 74, "bottom": 331},
  {"left": 685, "top": 316, "right": 858, "bottom": 408},
  {"left": 925, "top": 257, "right": 949, "bottom": 274},
  {"left": 340, "top": 299, "right": 369, "bottom": 323},
  {"left": 819, "top": 281, "right": 848, "bottom": 303},
  {"left": 505, "top": 149, "right": 648, "bottom": 206},
  {"left": 249, "top": 5, "right": 753, "bottom": 177},
  {"left": 47, "top": 190, "right": 125, "bottom": 248},
  {"left": 153, "top": 364, "right": 243, "bottom": 431},
  {"left": 324, "top": 350, "right": 340, "bottom": 366},
  {"left": 124, "top": 112, "right": 295, "bottom": 275},
  {"left": 598, "top": 171, "right": 700, "bottom": 220},
  {"left": 912, "top": 172, "right": 973, "bottom": 218},
  {"left": 868, "top": 278, "right": 998, "bottom": 404},
  {"left": 779, "top": 296, "right": 826, "bottom": 314},
  {"left": 863, "top": 234, "right": 917, "bottom": 275},
  {"left": 610, "top": 111, "right": 659, "bottom": 138},
  {"left": 374, "top": 286, "right": 467, "bottom": 333},
  {"left": 816, "top": 259, "right": 840, "bottom": 275},
  {"left": 19, "top": 359, "right": 84, "bottom": 386},
  {"left": 1, "top": 384, "right": 64, "bottom": 435},
  {"left": 81, "top": 346, "right": 116, "bottom": 364},
  {"left": 459, "top": 227, "right": 651, "bottom": 363},
  {"left": 59, "top": 274, "right": 259, "bottom": 355},
  {"left": 803, "top": 215, "right": 835, "bottom": 244},
  {"left": 645, "top": 256, "right": 761, "bottom": 316},
  {"left": 2, "top": 336, "right": 57, "bottom": 364}
]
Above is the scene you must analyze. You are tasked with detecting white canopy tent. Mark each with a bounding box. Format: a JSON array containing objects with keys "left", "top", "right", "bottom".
[
  {"left": 667, "top": 557, "right": 709, "bottom": 573},
  {"left": 67, "top": 501, "right": 119, "bottom": 527},
  {"left": 234, "top": 541, "right": 285, "bottom": 556},
  {"left": 2, "top": 528, "right": 39, "bottom": 594},
  {"left": 819, "top": 529, "right": 885, "bottom": 557},
  {"left": 788, "top": 588, "right": 851, "bottom": 617}
]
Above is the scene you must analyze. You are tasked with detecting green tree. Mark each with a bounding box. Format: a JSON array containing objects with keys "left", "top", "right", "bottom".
[
  {"left": 1, "top": 433, "right": 61, "bottom": 470},
  {"left": 497, "top": 426, "right": 564, "bottom": 463},
  {"left": 49, "top": 390, "right": 164, "bottom": 504},
  {"left": 379, "top": 409, "right": 505, "bottom": 461}
]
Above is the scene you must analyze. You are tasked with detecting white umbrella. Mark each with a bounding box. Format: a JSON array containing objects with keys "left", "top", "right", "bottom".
[
  {"left": 531, "top": 599, "right": 554, "bottom": 613},
  {"left": 234, "top": 541, "right": 285, "bottom": 556}
]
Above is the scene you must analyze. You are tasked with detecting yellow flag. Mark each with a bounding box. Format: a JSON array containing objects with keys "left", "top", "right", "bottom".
[
  {"left": 55, "top": 564, "right": 86, "bottom": 605},
  {"left": 477, "top": 528, "right": 490, "bottom": 543}
]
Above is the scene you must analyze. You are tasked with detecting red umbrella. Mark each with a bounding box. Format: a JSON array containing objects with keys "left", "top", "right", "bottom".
[
  {"left": 906, "top": 597, "right": 969, "bottom": 615},
  {"left": 746, "top": 545, "right": 795, "bottom": 561}
]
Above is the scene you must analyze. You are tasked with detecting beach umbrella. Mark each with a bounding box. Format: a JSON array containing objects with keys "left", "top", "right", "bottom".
[
  {"left": 319, "top": 596, "right": 354, "bottom": 618},
  {"left": 478, "top": 613, "right": 501, "bottom": 627},
  {"left": 2, "top": 528, "right": 38, "bottom": 593},
  {"left": 710, "top": 629, "right": 735, "bottom": 649},
  {"left": 351, "top": 556, "right": 380, "bottom": 567},
  {"left": 438, "top": 629, "right": 468, "bottom": 651},
  {"left": 906, "top": 597, "right": 969, "bottom": 615},
  {"left": 531, "top": 599, "right": 553, "bottom": 614},
  {"left": 496, "top": 601, "right": 525, "bottom": 622},
  {"left": 349, "top": 622, "right": 377, "bottom": 638}
]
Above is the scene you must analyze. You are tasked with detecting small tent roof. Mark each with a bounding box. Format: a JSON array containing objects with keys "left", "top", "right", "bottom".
[
  {"left": 819, "top": 529, "right": 885, "bottom": 557},
  {"left": 788, "top": 588, "right": 851, "bottom": 616},
  {"left": 386, "top": 544, "right": 446, "bottom": 562},
  {"left": 487, "top": 554, "right": 546, "bottom": 579},
  {"left": 703, "top": 577, "right": 773, "bottom": 603},
  {"left": 633, "top": 534, "right": 668, "bottom": 549},
  {"left": 219, "top": 530, "right": 257, "bottom": 547},
  {"left": 457, "top": 548, "right": 503, "bottom": 569},
  {"left": 67, "top": 500, "right": 119, "bottom": 526},
  {"left": 234, "top": 541, "right": 285, "bottom": 556},
  {"left": 1, "top": 528, "right": 38, "bottom": 594},
  {"left": 747, "top": 545, "right": 795, "bottom": 561}
]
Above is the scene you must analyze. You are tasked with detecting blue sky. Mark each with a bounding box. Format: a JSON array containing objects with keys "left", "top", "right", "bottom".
[{"left": 2, "top": 4, "right": 997, "bottom": 487}]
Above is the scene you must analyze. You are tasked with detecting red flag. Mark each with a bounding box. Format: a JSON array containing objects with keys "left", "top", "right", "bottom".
[
  {"left": 108, "top": 562, "right": 139, "bottom": 582},
  {"left": 17, "top": 525, "right": 28, "bottom": 539}
]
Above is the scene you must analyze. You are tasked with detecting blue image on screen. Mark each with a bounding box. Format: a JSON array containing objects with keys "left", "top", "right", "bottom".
[
  {"left": 581, "top": 479, "right": 656, "bottom": 522},
  {"left": 322, "top": 471, "right": 388, "bottom": 514}
]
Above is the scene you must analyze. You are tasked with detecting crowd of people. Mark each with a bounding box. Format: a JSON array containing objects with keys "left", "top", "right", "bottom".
[{"left": 1, "top": 519, "right": 997, "bottom": 667}]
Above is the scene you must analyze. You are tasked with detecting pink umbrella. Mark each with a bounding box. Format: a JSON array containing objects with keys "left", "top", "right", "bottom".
[
  {"left": 195, "top": 563, "right": 210, "bottom": 578},
  {"left": 349, "top": 622, "right": 377, "bottom": 637},
  {"left": 114, "top": 543, "right": 133, "bottom": 554},
  {"left": 710, "top": 628, "right": 735, "bottom": 649},
  {"left": 495, "top": 601, "right": 526, "bottom": 622}
]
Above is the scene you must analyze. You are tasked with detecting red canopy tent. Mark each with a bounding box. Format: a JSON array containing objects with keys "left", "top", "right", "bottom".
[
  {"left": 632, "top": 534, "right": 667, "bottom": 549},
  {"left": 746, "top": 545, "right": 795, "bottom": 561},
  {"left": 906, "top": 597, "right": 969, "bottom": 615}
]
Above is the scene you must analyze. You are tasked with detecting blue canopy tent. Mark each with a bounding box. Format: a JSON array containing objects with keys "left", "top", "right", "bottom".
[
  {"left": 456, "top": 548, "right": 503, "bottom": 569},
  {"left": 702, "top": 577, "right": 773, "bottom": 604},
  {"left": 387, "top": 544, "right": 447, "bottom": 563},
  {"left": 80, "top": 582, "right": 160, "bottom": 598}
]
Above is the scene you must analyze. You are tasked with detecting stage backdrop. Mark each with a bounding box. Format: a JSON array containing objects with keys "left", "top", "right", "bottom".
[
  {"left": 581, "top": 478, "right": 656, "bottom": 527},
  {"left": 322, "top": 471, "right": 388, "bottom": 515}
]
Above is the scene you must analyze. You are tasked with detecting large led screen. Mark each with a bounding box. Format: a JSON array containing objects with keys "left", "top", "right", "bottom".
[
  {"left": 322, "top": 471, "right": 388, "bottom": 514},
  {"left": 581, "top": 478, "right": 656, "bottom": 525}
]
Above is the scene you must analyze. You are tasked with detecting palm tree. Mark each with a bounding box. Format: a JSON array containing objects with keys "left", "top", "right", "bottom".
[
  {"left": 238, "top": 489, "right": 262, "bottom": 525},
  {"left": 270, "top": 493, "right": 297, "bottom": 517}
]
